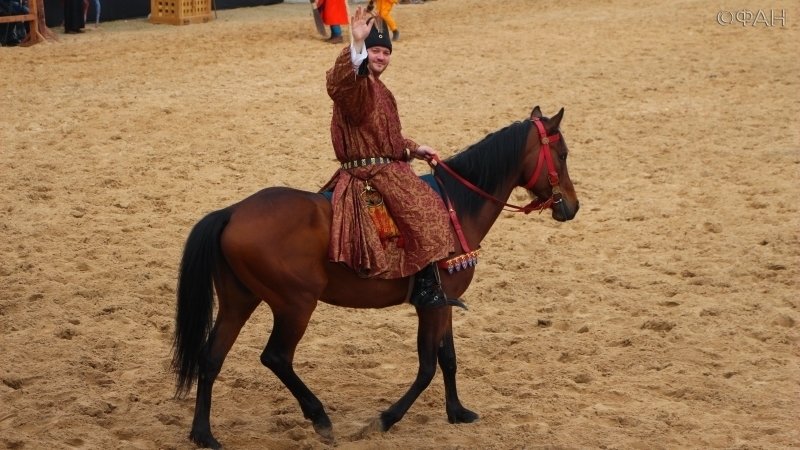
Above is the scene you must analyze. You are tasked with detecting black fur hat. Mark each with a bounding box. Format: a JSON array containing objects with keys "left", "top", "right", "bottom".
[{"left": 365, "top": 23, "right": 392, "bottom": 53}]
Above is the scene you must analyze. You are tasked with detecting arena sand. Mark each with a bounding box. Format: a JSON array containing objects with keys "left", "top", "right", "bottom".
[{"left": 1, "top": 0, "right": 798, "bottom": 448}]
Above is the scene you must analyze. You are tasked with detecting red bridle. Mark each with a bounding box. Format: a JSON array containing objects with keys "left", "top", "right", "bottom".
[
  {"left": 430, "top": 116, "right": 563, "bottom": 214},
  {"left": 522, "top": 117, "right": 563, "bottom": 211}
]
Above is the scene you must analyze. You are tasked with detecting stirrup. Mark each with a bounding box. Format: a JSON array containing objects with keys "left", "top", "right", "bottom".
[
  {"left": 446, "top": 297, "right": 468, "bottom": 310},
  {"left": 411, "top": 296, "right": 468, "bottom": 310}
]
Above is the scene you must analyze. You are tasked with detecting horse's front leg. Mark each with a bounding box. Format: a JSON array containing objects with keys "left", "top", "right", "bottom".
[
  {"left": 438, "top": 317, "right": 479, "bottom": 424},
  {"left": 378, "top": 306, "right": 450, "bottom": 431}
]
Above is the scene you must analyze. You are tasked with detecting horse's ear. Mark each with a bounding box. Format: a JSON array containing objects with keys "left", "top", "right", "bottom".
[
  {"left": 531, "top": 106, "right": 542, "bottom": 118},
  {"left": 548, "top": 107, "right": 565, "bottom": 131}
]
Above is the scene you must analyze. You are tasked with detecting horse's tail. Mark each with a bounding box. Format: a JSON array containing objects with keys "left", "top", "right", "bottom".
[{"left": 171, "top": 208, "right": 232, "bottom": 398}]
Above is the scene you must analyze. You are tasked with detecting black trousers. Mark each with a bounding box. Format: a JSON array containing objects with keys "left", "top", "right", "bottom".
[{"left": 64, "top": 0, "right": 85, "bottom": 32}]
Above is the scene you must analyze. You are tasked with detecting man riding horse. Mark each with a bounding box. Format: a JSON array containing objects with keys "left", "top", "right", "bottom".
[{"left": 322, "top": 6, "right": 454, "bottom": 308}]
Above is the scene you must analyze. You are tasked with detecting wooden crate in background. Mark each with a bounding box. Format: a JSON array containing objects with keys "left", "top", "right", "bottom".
[{"left": 150, "top": 0, "right": 212, "bottom": 25}]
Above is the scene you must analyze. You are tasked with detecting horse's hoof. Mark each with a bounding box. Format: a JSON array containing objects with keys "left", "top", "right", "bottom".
[
  {"left": 447, "top": 407, "right": 479, "bottom": 424},
  {"left": 189, "top": 429, "right": 222, "bottom": 449},
  {"left": 353, "top": 416, "right": 386, "bottom": 439},
  {"left": 313, "top": 422, "right": 334, "bottom": 443}
]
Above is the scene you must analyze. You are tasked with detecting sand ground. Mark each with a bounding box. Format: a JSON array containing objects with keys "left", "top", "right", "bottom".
[{"left": 1, "top": 0, "right": 798, "bottom": 448}]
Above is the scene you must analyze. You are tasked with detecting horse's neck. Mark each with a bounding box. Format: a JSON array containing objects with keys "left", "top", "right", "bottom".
[
  {"left": 446, "top": 119, "right": 531, "bottom": 251},
  {"left": 458, "top": 178, "right": 518, "bottom": 250}
]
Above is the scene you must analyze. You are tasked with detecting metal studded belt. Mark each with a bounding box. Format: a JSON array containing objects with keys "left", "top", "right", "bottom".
[{"left": 341, "top": 157, "right": 394, "bottom": 170}]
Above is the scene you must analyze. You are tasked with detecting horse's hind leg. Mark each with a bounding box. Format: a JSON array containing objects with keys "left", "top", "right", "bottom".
[
  {"left": 190, "top": 271, "right": 260, "bottom": 449},
  {"left": 438, "top": 318, "right": 478, "bottom": 424},
  {"left": 260, "top": 299, "right": 333, "bottom": 440}
]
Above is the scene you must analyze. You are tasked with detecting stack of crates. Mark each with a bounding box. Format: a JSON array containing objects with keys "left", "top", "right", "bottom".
[{"left": 150, "top": 0, "right": 212, "bottom": 25}]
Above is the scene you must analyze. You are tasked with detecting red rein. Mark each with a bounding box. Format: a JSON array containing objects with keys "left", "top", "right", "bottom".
[{"left": 429, "top": 117, "right": 562, "bottom": 215}]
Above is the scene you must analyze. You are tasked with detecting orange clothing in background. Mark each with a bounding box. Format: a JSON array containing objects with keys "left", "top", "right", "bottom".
[
  {"left": 317, "top": 0, "right": 348, "bottom": 26},
  {"left": 375, "top": 0, "right": 398, "bottom": 32}
]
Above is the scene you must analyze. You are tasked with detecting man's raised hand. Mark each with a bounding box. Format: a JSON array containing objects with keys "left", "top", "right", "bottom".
[{"left": 350, "top": 6, "right": 373, "bottom": 44}]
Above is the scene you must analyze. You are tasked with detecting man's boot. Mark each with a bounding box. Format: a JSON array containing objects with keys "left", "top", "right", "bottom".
[
  {"left": 409, "top": 264, "right": 470, "bottom": 309},
  {"left": 410, "top": 263, "right": 446, "bottom": 308}
]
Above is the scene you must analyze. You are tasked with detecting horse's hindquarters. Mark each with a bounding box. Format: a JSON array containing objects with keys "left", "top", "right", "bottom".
[{"left": 220, "top": 188, "right": 332, "bottom": 302}]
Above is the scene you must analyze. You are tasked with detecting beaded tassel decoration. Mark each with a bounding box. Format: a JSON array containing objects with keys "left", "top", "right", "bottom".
[{"left": 440, "top": 249, "right": 480, "bottom": 275}]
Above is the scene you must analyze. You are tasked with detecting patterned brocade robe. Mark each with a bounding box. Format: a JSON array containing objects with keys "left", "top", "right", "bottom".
[{"left": 322, "top": 47, "right": 454, "bottom": 279}]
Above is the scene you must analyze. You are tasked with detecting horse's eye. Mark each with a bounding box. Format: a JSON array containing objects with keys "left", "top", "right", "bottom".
[{"left": 559, "top": 154, "right": 568, "bottom": 161}]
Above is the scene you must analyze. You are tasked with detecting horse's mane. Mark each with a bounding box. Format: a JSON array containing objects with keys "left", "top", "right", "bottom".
[{"left": 439, "top": 120, "right": 532, "bottom": 217}]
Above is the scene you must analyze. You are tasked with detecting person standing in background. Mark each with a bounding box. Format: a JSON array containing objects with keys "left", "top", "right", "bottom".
[
  {"left": 83, "top": 0, "right": 100, "bottom": 28},
  {"left": 316, "top": 0, "right": 348, "bottom": 44},
  {"left": 63, "top": 0, "right": 85, "bottom": 33},
  {"left": 369, "top": 0, "right": 400, "bottom": 41}
]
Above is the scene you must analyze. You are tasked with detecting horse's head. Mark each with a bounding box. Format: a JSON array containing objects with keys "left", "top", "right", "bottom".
[{"left": 521, "top": 106, "right": 579, "bottom": 222}]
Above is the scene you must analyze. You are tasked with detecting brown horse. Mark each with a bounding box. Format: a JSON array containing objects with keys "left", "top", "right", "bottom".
[{"left": 171, "top": 106, "right": 579, "bottom": 448}]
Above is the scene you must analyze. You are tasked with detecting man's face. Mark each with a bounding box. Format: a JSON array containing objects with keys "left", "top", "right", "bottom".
[{"left": 367, "top": 46, "right": 391, "bottom": 76}]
